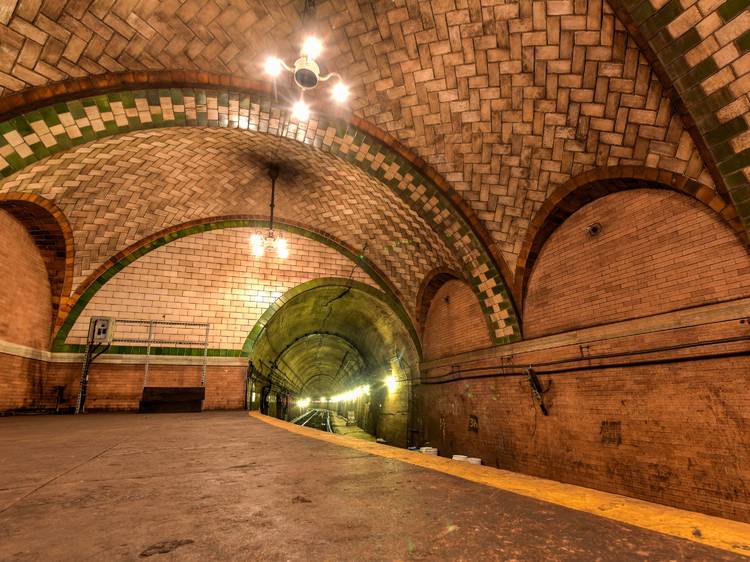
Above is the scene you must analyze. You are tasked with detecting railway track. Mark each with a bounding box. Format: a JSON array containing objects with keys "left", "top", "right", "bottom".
[{"left": 291, "top": 408, "right": 333, "bottom": 433}]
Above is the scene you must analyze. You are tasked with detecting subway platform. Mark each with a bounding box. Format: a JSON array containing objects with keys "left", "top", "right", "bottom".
[{"left": 1, "top": 411, "right": 748, "bottom": 561}]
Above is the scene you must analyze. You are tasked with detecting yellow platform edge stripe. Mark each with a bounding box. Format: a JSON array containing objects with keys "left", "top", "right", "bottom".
[{"left": 249, "top": 411, "right": 750, "bottom": 556}]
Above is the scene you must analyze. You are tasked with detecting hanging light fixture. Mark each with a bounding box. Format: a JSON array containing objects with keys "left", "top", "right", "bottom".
[
  {"left": 263, "top": 1, "right": 348, "bottom": 121},
  {"left": 251, "top": 164, "right": 289, "bottom": 259}
]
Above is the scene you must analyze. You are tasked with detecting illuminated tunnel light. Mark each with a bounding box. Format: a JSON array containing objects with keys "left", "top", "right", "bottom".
[
  {"left": 329, "top": 384, "right": 371, "bottom": 403},
  {"left": 264, "top": 56, "right": 283, "bottom": 77},
  {"left": 275, "top": 237, "right": 289, "bottom": 259},
  {"left": 250, "top": 234, "right": 264, "bottom": 256},
  {"left": 292, "top": 99, "right": 310, "bottom": 121},
  {"left": 297, "top": 397, "right": 311, "bottom": 408},
  {"left": 385, "top": 374, "right": 398, "bottom": 393}
]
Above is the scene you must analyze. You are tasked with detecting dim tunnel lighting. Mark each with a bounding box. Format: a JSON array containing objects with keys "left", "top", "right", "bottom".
[
  {"left": 297, "top": 397, "right": 311, "bottom": 408},
  {"left": 385, "top": 374, "right": 398, "bottom": 393}
]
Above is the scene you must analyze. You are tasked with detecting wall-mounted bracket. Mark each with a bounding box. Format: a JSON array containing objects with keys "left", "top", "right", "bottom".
[{"left": 526, "top": 367, "right": 549, "bottom": 416}]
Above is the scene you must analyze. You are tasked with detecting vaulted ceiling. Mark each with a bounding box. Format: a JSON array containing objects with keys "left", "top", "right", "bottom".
[
  {"left": 0, "top": 127, "right": 459, "bottom": 307},
  {"left": 0, "top": 0, "right": 748, "bottom": 323}
]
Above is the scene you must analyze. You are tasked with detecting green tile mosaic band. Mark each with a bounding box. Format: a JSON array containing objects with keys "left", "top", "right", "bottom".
[
  {"left": 610, "top": 0, "right": 750, "bottom": 234},
  {"left": 52, "top": 221, "right": 419, "bottom": 357},
  {"left": 0, "top": 87, "right": 520, "bottom": 343}
]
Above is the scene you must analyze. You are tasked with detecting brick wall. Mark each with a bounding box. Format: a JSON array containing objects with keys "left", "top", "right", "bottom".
[
  {"left": 423, "top": 279, "right": 492, "bottom": 360},
  {"left": 46, "top": 362, "right": 246, "bottom": 412},
  {"left": 524, "top": 189, "right": 750, "bottom": 337},
  {"left": 0, "top": 353, "right": 48, "bottom": 411},
  {"left": 0, "top": 209, "right": 53, "bottom": 411},
  {"left": 418, "top": 186, "right": 750, "bottom": 521},
  {"left": 0, "top": 209, "right": 52, "bottom": 349},
  {"left": 417, "top": 309, "right": 750, "bottom": 522},
  {"left": 69, "top": 228, "right": 376, "bottom": 349},
  {"left": 416, "top": 357, "right": 750, "bottom": 522},
  {"left": 0, "top": 356, "right": 247, "bottom": 413}
]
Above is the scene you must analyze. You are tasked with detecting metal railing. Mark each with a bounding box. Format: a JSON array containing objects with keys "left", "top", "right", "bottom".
[{"left": 113, "top": 319, "right": 210, "bottom": 387}]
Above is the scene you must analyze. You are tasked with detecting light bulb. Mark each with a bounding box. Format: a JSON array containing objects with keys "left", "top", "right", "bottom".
[
  {"left": 301, "top": 36, "right": 322, "bottom": 59},
  {"left": 332, "top": 82, "right": 349, "bottom": 103},
  {"left": 250, "top": 234, "right": 264, "bottom": 257},
  {"left": 292, "top": 99, "right": 310, "bottom": 121},
  {"left": 275, "top": 237, "right": 289, "bottom": 259},
  {"left": 385, "top": 374, "right": 397, "bottom": 393},
  {"left": 264, "top": 56, "right": 283, "bottom": 77}
]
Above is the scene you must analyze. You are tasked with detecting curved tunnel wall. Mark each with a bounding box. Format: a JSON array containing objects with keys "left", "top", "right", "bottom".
[{"left": 250, "top": 282, "right": 419, "bottom": 446}]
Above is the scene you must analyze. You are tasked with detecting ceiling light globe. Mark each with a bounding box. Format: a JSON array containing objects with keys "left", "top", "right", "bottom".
[
  {"left": 332, "top": 82, "right": 349, "bottom": 103},
  {"left": 250, "top": 234, "right": 265, "bottom": 257},
  {"left": 275, "top": 237, "right": 289, "bottom": 259},
  {"left": 264, "top": 56, "right": 283, "bottom": 77},
  {"left": 292, "top": 99, "right": 310, "bottom": 121},
  {"left": 301, "top": 36, "right": 323, "bottom": 59}
]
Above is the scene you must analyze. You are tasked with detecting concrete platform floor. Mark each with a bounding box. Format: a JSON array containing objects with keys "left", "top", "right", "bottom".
[{"left": 0, "top": 412, "right": 746, "bottom": 561}]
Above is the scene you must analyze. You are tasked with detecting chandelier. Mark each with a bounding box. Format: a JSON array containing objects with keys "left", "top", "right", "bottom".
[
  {"left": 251, "top": 164, "right": 289, "bottom": 259},
  {"left": 264, "top": 35, "right": 348, "bottom": 121}
]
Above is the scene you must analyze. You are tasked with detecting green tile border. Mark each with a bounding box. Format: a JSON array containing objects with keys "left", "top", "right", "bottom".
[
  {"left": 51, "top": 220, "right": 418, "bottom": 357},
  {"left": 0, "top": 87, "right": 521, "bottom": 343}
]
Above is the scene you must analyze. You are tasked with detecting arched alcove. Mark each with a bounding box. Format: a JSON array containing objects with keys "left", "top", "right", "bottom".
[
  {"left": 421, "top": 278, "right": 493, "bottom": 361},
  {"left": 524, "top": 188, "right": 750, "bottom": 337}
]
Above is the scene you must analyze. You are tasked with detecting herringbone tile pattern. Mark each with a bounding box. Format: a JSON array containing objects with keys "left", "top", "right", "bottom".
[
  {"left": 0, "top": 127, "right": 460, "bottom": 314},
  {"left": 0, "top": 85, "right": 521, "bottom": 341},
  {"left": 0, "top": 0, "right": 718, "bottom": 270}
]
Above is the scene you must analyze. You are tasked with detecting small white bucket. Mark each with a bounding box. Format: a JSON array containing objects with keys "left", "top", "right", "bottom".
[
  {"left": 452, "top": 454, "right": 468, "bottom": 462},
  {"left": 467, "top": 457, "right": 482, "bottom": 465}
]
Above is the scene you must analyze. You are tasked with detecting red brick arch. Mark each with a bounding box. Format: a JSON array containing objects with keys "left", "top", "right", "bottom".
[
  {"left": 0, "top": 193, "right": 75, "bottom": 331},
  {"left": 514, "top": 166, "right": 747, "bottom": 308},
  {"left": 415, "top": 267, "right": 463, "bottom": 339}
]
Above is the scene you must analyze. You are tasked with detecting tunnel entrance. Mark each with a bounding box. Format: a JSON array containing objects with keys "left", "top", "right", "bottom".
[{"left": 246, "top": 279, "right": 419, "bottom": 447}]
